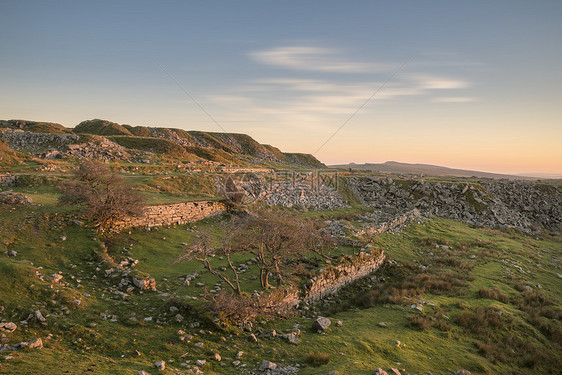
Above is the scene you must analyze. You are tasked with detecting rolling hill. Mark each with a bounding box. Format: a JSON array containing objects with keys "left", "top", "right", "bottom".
[{"left": 331, "top": 161, "right": 542, "bottom": 180}]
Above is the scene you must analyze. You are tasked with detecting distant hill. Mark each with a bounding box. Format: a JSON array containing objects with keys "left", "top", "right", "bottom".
[
  {"left": 330, "top": 161, "right": 541, "bottom": 180},
  {"left": 0, "top": 119, "right": 72, "bottom": 134},
  {"left": 0, "top": 118, "right": 325, "bottom": 168}
]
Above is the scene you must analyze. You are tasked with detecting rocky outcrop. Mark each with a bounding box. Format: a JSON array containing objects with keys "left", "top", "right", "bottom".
[
  {"left": 348, "top": 177, "right": 561, "bottom": 233},
  {"left": 0, "top": 191, "right": 32, "bottom": 205},
  {"left": 0, "top": 129, "right": 78, "bottom": 149},
  {"left": 0, "top": 129, "right": 153, "bottom": 163}
]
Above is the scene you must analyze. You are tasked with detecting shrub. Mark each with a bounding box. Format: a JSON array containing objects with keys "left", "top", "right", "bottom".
[
  {"left": 477, "top": 287, "right": 509, "bottom": 303},
  {"left": 408, "top": 315, "right": 433, "bottom": 331},
  {"left": 456, "top": 307, "right": 513, "bottom": 337},
  {"left": 58, "top": 160, "right": 145, "bottom": 234},
  {"left": 305, "top": 351, "right": 330, "bottom": 367}
]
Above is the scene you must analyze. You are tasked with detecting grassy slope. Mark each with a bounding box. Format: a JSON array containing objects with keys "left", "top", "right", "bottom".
[{"left": 1, "top": 185, "right": 560, "bottom": 374}]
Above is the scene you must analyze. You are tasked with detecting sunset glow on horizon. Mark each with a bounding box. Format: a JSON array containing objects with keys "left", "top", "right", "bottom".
[{"left": 1, "top": 1, "right": 561, "bottom": 175}]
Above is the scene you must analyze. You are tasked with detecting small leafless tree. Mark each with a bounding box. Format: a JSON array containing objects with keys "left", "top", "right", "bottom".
[
  {"left": 235, "top": 209, "right": 310, "bottom": 289},
  {"left": 59, "top": 160, "right": 145, "bottom": 234},
  {"left": 177, "top": 223, "right": 245, "bottom": 295}
]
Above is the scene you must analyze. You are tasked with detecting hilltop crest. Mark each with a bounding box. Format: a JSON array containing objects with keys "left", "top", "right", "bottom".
[{"left": 0, "top": 118, "right": 325, "bottom": 168}]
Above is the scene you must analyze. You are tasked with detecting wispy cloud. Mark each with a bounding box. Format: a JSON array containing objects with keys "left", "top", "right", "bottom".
[
  {"left": 433, "top": 97, "right": 477, "bottom": 103},
  {"left": 250, "top": 46, "right": 390, "bottom": 73},
  {"left": 407, "top": 74, "right": 471, "bottom": 89}
]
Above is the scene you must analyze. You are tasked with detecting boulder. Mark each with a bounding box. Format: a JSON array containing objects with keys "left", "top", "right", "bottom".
[
  {"left": 133, "top": 277, "right": 156, "bottom": 290},
  {"left": 0, "top": 322, "right": 17, "bottom": 333},
  {"left": 313, "top": 316, "right": 331, "bottom": 332}
]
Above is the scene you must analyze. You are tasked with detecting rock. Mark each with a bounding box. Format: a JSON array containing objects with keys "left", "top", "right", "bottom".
[
  {"left": 32, "top": 310, "right": 46, "bottom": 323},
  {"left": 456, "top": 370, "right": 471, "bottom": 375},
  {"left": 313, "top": 316, "right": 331, "bottom": 332},
  {"left": 51, "top": 274, "right": 63, "bottom": 284},
  {"left": 248, "top": 333, "right": 258, "bottom": 342},
  {"left": 7, "top": 250, "right": 17, "bottom": 257},
  {"left": 375, "top": 368, "right": 389, "bottom": 375},
  {"left": 212, "top": 353, "right": 221, "bottom": 361},
  {"left": 377, "top": 322, "right": 387, "bottom": 327},
  {"left": 410, "top": 304, "right": 423, "bottom": 312},
  {"left": 237, "top": 351, "right": 244, "bottom": 358},
  {"left": 336, "top": 320, "right": 343, "bottom": 327},
  {"left": 232, "top": 360, "right": 241, "bottom": 366},
  {"left": 27, "top": 338, "right": 43, "bottom": 349},
  {"left": 154, "top": 360, "right": 165, "bottom": 371},
  {"left": 175, "top": 314, "right": 184, "bottom": 322},
  {"left": 259, "top": 360, "right": 277, "bottom": 371},
  {"left": 194, "top": 342, "right": 204, "bottom": 348},
  {"left": 287, "top": 333, "right": 300, "bottom": 345},
  {"left": 0, "top": 322, "right": 17, "bottom": 333},
  {"left": 133, "top": 277, "right": 156, "bottom": 290},
  {"left": 196, "top": 359, "right": 206, "bottom": 366}
]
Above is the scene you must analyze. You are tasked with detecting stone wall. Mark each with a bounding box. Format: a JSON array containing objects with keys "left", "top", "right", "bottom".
[
  {"left": 278, "top": 251, "right": 386, "bottom": 309},
  {"left": 304, "top": 251, "right": 386, "bottom": 303},
  {"left": 0, "top": 174, "right": 17, "bottom": 187},
  {"left": 115, "top": 200, "right": 226, "bottom": 229}
]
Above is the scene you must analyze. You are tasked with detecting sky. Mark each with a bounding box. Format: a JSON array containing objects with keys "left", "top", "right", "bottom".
[{"left": 1, "top": 1, "right": 561, "bottom": 174}]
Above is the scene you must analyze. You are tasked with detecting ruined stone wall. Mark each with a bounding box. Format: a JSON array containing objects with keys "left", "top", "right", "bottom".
[
  {"left": 115, "top": 200, "right": 226, "bottom": 229},
  {"left": 304, "top": 251, "right": 386, "bottom": 303},
  {"left": 278, "top": 251, "right": 386, "bottom": 309}
]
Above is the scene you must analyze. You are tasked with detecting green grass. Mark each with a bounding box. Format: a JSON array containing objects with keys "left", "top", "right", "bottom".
[{"left": 1, "top": 194, "right": 560, "bottom": 375}]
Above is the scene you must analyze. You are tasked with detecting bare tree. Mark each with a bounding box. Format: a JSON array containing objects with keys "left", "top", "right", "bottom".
[
  {"left": 59, "top": 160, "right": 145, "bottom": 234},
  {"left": 235, "top": 209, "right": 310, "bottom": 289},
  {"left": 177, "top": 222, "right": 245, "bottom": 295}
]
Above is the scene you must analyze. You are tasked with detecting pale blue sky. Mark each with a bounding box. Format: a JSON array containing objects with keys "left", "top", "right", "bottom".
[{"left": 1, "top": 1, "right": 561, "bottom": 173}]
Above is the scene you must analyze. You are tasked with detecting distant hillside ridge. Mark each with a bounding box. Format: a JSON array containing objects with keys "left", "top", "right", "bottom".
[
  {"left": 0, "top": 118, "right": 325, "bottom": 168},
  {"left": 0, "top": 119, "right": 72, "bottom": 135},
  {"left": 331, "top": 161, "right": 540, "bottom": 180}
]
